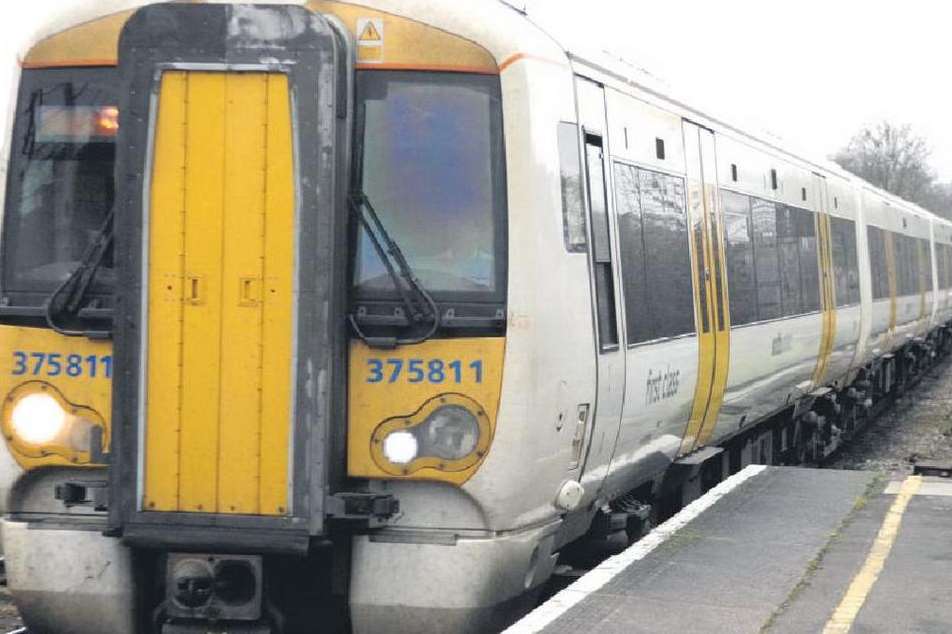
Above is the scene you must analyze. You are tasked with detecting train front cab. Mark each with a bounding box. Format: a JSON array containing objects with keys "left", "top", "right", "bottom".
[{"left": 0, "top": 2, "right": 570, "bottom": 633}]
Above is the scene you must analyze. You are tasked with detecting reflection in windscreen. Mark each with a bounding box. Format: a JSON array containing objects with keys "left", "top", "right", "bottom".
[
  {"left": 354, "top": 71, "right": 503, "bottom": 297},
  {"left": 3, "top": 67, "right": 116, "bottom": 296}
]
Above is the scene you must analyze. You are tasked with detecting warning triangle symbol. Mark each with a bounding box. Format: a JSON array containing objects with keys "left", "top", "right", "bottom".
[{"left": 359, "top": 21, "right": 382, "bottom": 42}]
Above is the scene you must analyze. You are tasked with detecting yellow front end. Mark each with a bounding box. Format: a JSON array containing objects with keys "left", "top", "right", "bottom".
[
  {"left": 0, "top": 326, "right": 111, "bottom": 470},
  {"left": 348, "top": 337, "right": 505, "bottom": 486}
]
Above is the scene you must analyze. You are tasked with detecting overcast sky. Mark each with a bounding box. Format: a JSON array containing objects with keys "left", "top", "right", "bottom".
[
  {"left": 2, "top": 1, "right": 951, "bottom": 178},
  {"left": 530, "top": 0, "right": 952, "bottom": 179}
]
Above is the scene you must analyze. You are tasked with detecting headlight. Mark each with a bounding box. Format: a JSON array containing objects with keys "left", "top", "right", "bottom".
[
  {"left": 372, "top": 394, "right": 491, "bottom": 475},
  {"left": 2, "top": 382, "right": 105, "bottom": 465},
  {"left": 382, "top": 430, "right": 419, "bottom": 464},
  {"left": 420, "top": 405, "right": 479, "bottom": 460},
  {"left": 11, "top": 392, "right": 67, "bottom": 445}
]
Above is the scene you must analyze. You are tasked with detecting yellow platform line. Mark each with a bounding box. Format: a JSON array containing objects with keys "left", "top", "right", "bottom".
[{"left": 822, "top": 475, "right": 922, "bottom": 634}]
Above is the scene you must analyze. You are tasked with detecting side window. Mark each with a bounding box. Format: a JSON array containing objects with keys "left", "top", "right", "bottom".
[
  {"left": 900, "top": 235, "right": 919, "bottom": 300},
  {"left": 892, "top": 234, "right": 904, "bottom": 296},
  {"left": 867, "top": 227, "right": 888, "bottom": 300},
  {"left": 945, "top": 244, "right": 952, "bottom": 288},
  {"left": 751, "top": 197, "right": 781, "bottom": 320},
  {"left": 644, "top": 171, "right": 694, "bottom": 339},
  {"left": 614, "top": 162, "right": 649, "bottom": 344},
  {"left": 845, "top": 222, "right": 860, "bottom": 305},
  {"left": 906, "top": 236, "right": 918, "bottom": 295},
  {"left": 776, "top": 205, "right": 802, "bottom": 315},
  {"left": 585, "top": 138, "right": 619, "bottom": 349},
  {"left": 558, "top": 122, "right": 587, "bottom": 253},
  {"left": 918, "top": 238, "right": 930, "bottom": 294},
  {"left": 946, "top": 244, "right": 952, "bottom": 290},
  {"left": 614, "top": 162, "right": 695, "bottom": 344},
  {"left": 721, "top": 191, "right": 756, "bottom": 326},
  {"left": 797, "top": 208, "right": 821, "bottom": 312},
  {"left": 898, "top": 234, "right": 916, "bottom": 296},
  {"left": 830, "top": 217, "right": 860, "bottom": 307},
  {"left": 944, "top": 244, "right": 952, "bottom": 290},
  {"left": 937, "top": 244, "right": 946, "bottom": 291}
]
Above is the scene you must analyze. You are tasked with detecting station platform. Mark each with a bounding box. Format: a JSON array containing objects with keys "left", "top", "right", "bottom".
[{"left": 505, "top": 465, "right": 952, "bottom": 634}]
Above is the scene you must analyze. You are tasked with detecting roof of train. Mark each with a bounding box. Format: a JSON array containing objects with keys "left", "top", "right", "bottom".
[
  {"left": 526, "top": 8, "right": 950, "bottom": 227},
  {"left": 14, "top": 0, "right": 952, "bottom": 229}
]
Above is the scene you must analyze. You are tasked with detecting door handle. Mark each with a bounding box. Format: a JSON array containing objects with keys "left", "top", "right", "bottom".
[
  {"left": 186, "top": 275, "right": 204, "bottom": 305},
  {"left": 238, "top": 277, "right": 261, "bottom": 306}
]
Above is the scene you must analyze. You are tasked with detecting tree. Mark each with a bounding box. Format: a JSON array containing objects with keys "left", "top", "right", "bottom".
[
  {"left": 833, "top": 122, "right": 936, "bottom": 207},
  {"left": 922, "top": 182, "right": 952, "bottom": 219}
]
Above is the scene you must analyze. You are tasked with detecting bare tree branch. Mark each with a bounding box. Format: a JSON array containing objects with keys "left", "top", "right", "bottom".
[{"left": 833, "top": 121, "right": 952, "bottom": 219}]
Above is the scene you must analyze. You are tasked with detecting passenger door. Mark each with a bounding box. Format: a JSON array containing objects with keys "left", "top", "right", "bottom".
[
  {"left": 811, "top": 174, "right": 837, "bottom": 386},
  {"left": 679, "top": 121, "right": 730, "bottom": 454},
  {"left": 575, "top": 78, "right": 625, "bottom": 492}
]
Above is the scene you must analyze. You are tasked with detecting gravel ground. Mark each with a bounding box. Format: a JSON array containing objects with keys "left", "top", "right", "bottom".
[{"left": 827, "top": 356, "right": 952, "bottom": 476}]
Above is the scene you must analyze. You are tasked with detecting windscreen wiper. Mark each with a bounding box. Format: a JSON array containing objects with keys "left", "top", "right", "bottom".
[
  {"left": 45, "top": 206, "right": 114, "bottom": 339},
  {"left": 349, "top": 192, "right": 440, "bottom": 348}
]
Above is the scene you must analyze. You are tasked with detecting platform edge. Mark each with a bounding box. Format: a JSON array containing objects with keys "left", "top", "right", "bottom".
[{"left": 502, "top": 464, "right": 769, "bottom": 634}]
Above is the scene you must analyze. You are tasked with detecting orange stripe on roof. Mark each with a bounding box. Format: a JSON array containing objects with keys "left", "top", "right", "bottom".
[
  {"left": 498, "top": 52, "right": 567, "bottom": 73},
  {"left": 499, "top": 53, "right": 528, "bottom": 72},
  {"left": 21, "top": 58, "right": 117, "bottom": 69}
]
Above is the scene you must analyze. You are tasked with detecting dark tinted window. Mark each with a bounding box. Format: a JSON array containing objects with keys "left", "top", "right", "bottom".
[
  {"left": 894, "top": 234, "right": 917, "bottom": 296},
  {"left": 868, "top": 226, "right": 889, "bottom": 300},
  {"left": 776, "top": 205, "right": 802, "bottom": 315},
  {"left": 721, "top": 193, "right": 819, "bottom": 324},
  {"left": 830, "top": 217, "right": 860, "bottom": 306},
  {"left": 946, "top": 244, "right": 952, "bottom": 290},
  {"left": 613, "top": 162, "right": 649, "bottom": 344},
  {"left": 3, "top": 67, "right": 117, "bottom": 299},
  {"left": 721, "top": 191, "right": 756, "bottom": 325},
  {"left": 586, "top": 141, "right": 618, "bottom": 349},
  {"left": 939, "top": 243, "right": 952, "bottom": 290},
  {"left": 918, "top": 238, "right": 931, "bottom": 296},
  {"left": 947, "top": 244, "right": 952, "bottom": 290},
  {"left": 937, "top": 244, "right": 947, "bottom": 291},
  {"left": 614, "top": 162, "right": 694, "bottom": 344},
  {"left": 796, "top": 208, "right": 821, "bottom": 312},
  {"left": 751, "top": 197, "right": 781, "bottom": 320},
  {"left": 354, "top": 71, "right": 505, "bottom": 301},
  {"left": 558, "top": 122, "right": 586, "bottom": 253}
]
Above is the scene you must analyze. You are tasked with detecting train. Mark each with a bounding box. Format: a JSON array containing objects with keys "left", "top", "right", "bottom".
[{"left": 0, "top": 1, "right": 950, "bottom": 633}]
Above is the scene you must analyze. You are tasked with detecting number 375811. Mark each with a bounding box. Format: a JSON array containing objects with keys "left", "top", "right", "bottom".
[{"left": 366, "top": 358, "right": 483, "bottom": 384}]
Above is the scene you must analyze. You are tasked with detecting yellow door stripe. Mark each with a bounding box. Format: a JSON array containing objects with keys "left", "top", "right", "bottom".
[
  {"left": 681, "top": 181, "right": 715, "bottom": 455},
  {"left": 681, "top": 127, "right": 730, "bottom": 455},
  {"left": 813, "top": 213, "right": 837, "bottom": 386},
  {"left": 144, "top": 71, "right": 294, "bottom": 515},
  {"left": 696, "top": 183, "right": 731, "bottom": 447},
  {"left": 822, "top": 475, "right": 922, "bottom": 634}
]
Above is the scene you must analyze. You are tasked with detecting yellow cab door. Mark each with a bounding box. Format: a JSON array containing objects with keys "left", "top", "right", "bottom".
[
  {"left": 679, "top": 121, "right": 730, "bottom": 455},
  {"left": 142, "top": 70, "right": 296, "bottom": 516},
  {"left": 109, "top": 4, "right": 348, "bottom": 546}
]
